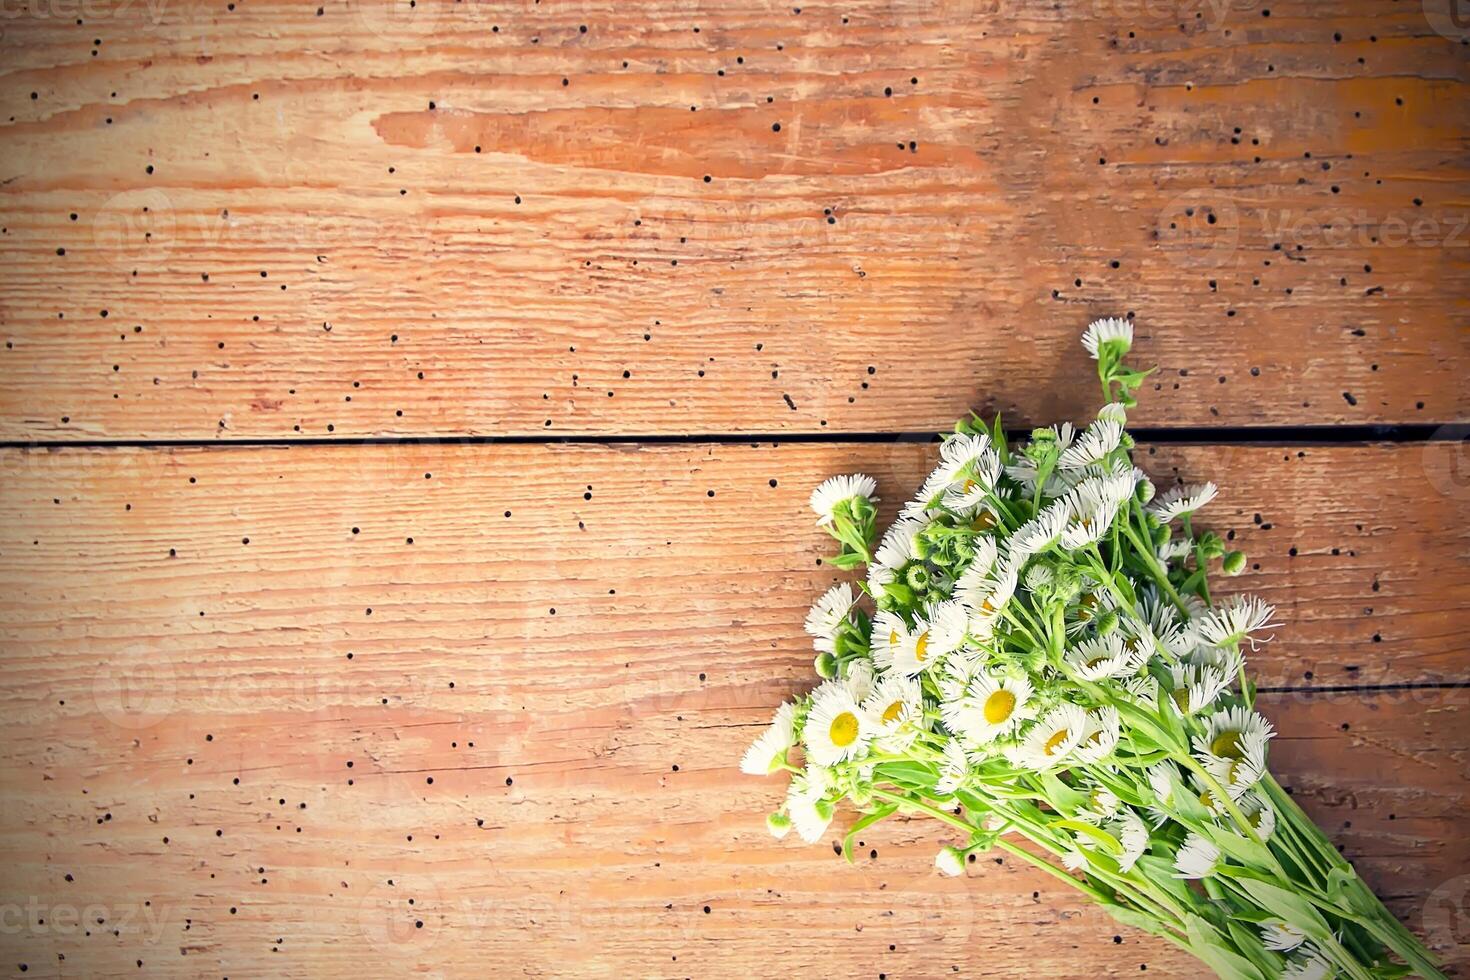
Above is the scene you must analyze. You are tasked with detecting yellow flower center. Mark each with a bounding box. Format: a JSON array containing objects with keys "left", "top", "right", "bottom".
[
  {"left": 981, "top": 596, "right": 997, "bottom": 614},
  {"left": 983, "top": 690, "right": 1016, "bottom": 725},
  {"left": 881, "top": 700, "right": 904, "bottom": 724},
  {"left": 962, "top": 478, "right": 980, "bottom": 494},
  {"left": 829, "top": 711, "right": 859, "bottom": 748},
  {"left": 1200, "top": 790, "right": 1215, "bottom": 809},
  {"left": 914, "top": 630, "right": 931, "bottom": 663},
  {"left": 889, "top": 629, "right": 901, "bottom": 648},
  {"left": 1211, "top": 731, "right": 1244, "bottom": 760},
  {"left": 1084, "top": 655, "right": 1109, "bottom": 669},
  {"left": 971, "top": 510, "right": 997, "bottom": 531},
  {"left": 1171, "top": 688, "right": 1192, "bottom": 712},
  {"left": 1080, "top": 594, "right": 1099, "bottom": 611},
  {"left": 1043, "top": 727, "right": 1072, "bottom": 756}
]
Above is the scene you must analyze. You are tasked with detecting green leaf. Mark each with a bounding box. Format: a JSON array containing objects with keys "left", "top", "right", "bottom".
[
  {"left": 1038, "top": 772, "right": 1088, "bottom": 813},
  {"left": 990, "top": 414, "right": 1009, "bottom": 464},
  {"left": 1183, "top": 914, "right": 1267, "bottom": 980},
  {"left": 1325, "top": 866, "right": 1380, "bottom": 917},
  {"left": 843, "top": 804, "right": 897, "bottom": 863},
  {"left": 1052, "top": 819, "right": 1122, "bottom": 854},
  {"left": 1226, "top": 921, "right": 1281, "bottom": 977},
  {"left": 1198, "top": 823, "right": 1276, "bottom": 873},
  {"left": 1102, "top": 901, "right": 1173, "bottom": 937},
  {"left": 872, "top": 760, "right": 938, "bottom": 792},
  {"left": 1216, "top": 868, "right": 1335, "bottom": 943},
  {"left": 828, "top": 551, "right": 865, "bottom": 570}
]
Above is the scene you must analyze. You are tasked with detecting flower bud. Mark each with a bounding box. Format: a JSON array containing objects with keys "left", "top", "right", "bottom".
[
  {"left": 814, "top": 650, "right": 838, "bottom": 679},
  {"left": 1095, "top": 608, "right": 1120, "bottom": 636},
  {"left": 934, "top": 846, "right": 966, "bottom": 877},
  {"left": 1152, "top": 523, "right": 1170, "bottom": 548},
  {"left": 1222, "top": 551, "right": 1247, "bottom": 575},
  {"left": 766, "top": 812, "right": 792, "bottom": 839}
]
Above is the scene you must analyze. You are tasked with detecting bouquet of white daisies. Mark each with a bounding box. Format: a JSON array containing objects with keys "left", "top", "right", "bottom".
[{"left": 740, "top": 320, "right": 1445, "bottom": 980}]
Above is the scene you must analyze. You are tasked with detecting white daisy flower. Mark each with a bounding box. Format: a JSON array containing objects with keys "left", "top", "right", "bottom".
[
  {"left": 787, "top": 790, "right": 835, "bottom": 844},
  {"left": 844, "top": 659, "right": 876, "bottom": 702},
  {"left": 1059, "top": 474, "right": 1133, "bottom": 549},
  {"left": 1196, "top": 705, "right": 1274, "bottom": 764},
  {"left": 1059, "top": 419, "right": 1124, "bottom": 470},
  {"left": 1239, "top": 792, "right": 1278, "bottom": 842},
  {"left": 1173, "top": 832, "right": 1221, "bottom": 879},
  {"left": 955, "top": 672, "right": 1035, "bottom": 745},
  {"left": 935, "top": 738, "right": 972, "bottom": 794},
  {"left": 804, "top": 583, "right": 856, "bottom": 653},
  {"left": 960, "top": 536, "right": 1000, "bottom": 585},
  {"left": 958, "top": 562, "right": 1020, "bottom": 638},
  {"left": 1079, "top": 781, "right": 1121, "bottom": 823},
  {"left": 1113, "top": 809, "right": 1150, "bottom": 873},
  {"left": 868, "top": 516, "right": 924, "bottom": 597},
  {"left": 810, "top": 473, "right": 878, "bottom": 526},
  {"left": 1199, "top": 595, "right": 1279, "bottom": 648},
  {"left": 803, "top": 682, "right": 873, "bottom": 766},
  {"left": 1062, "top": 847, "right": 1089, "bottom": 872},
  {"left": 1202, "top": 737, "right": 1267, "bottom": 800},
  {"left": 891, "top": 600, "right": 966, "bottom": 676},
  {"left": 869, "top": 609, "right": 910, "bottom": 672},
  {"left": 1185, "top": 633, "right": 1243, "bottom": 672},
  {"left": 1260, "top": 921, "right": 1308, "bottom": 952},
  {"left": 934, "top": 845, "right": 966, "bottom": 877},
  {"left": 1282, "top": 945, "right": 1334, "bottom": 980},
  {"left": 901, "top": 468, "right": 953, "bottom": 520},
  {"left": 1156, "top": 537, "right": 1193, "bottom": 562},
  {"left": 1017, "top": 703, "right": 1089, "bottom": 770},
  {"left": 937, "top": 432, "right": 993, "bottom": 481},
  {"left": 765, "top": 811, "right": 792, "bottom": 839},
  {"left": 1122, "top": 674, "right": 1161, "bottom": 711},
  {"left": 862, "top": 674, "right": 922, "bottom": 751},
  {"left": 1149, "top": 482, "right": 1219, "bottom": 523},
  {"left": 1081, "top": 316, "right": 1134, "bottom": 360},
  {"left": 1073, "top": 706, "right": 1122, "bottom": 764},
  {"left": 739, "top": 702, "right": 798, "bottom": 775},
  {"left": 1064, "top": 634, "right": 1139, "bottom": 681},
  {"left": 1145, "top": 761, "right": 1182, "bottom": 826},
  {"left": 941, "top": 444, "right": 1003, "bottom": 511},
  {"left": 1007, "top": 499, "right": 1072, "bottom": 562},
  {"left": 1164, "top": 663, "right": 1230, "bottom": 716}
]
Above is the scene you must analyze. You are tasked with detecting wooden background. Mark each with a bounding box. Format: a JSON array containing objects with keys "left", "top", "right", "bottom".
[{"left": 0, "top": 0, "right": 1467, "bottom": 976}]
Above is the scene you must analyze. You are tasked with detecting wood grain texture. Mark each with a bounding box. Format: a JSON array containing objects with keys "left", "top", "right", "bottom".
[
  {"left": 0, "top": 441, "right": 1466, "bottom": 976},
  {"left": 0, "top": 0, "right": 1467, "bottom": 439}
]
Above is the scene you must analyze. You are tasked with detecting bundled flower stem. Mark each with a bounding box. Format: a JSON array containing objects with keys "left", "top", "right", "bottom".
[{"left": 741, "top": 319, "right": 1446, "bottom": 980}]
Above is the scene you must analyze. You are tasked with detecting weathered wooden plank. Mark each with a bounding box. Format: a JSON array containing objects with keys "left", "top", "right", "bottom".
[
  {"left": 0, "top": 0, "right": 1466, "bottom": 439},
  {"left": 0, "top": 441, "right": 1464, "bottom": 975},
  {"left": 0, "top": 634, "right": 1464, "bottom": 974},
  {"left": 0, "top": 441, "right": 1464, "bottom": 696}
]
